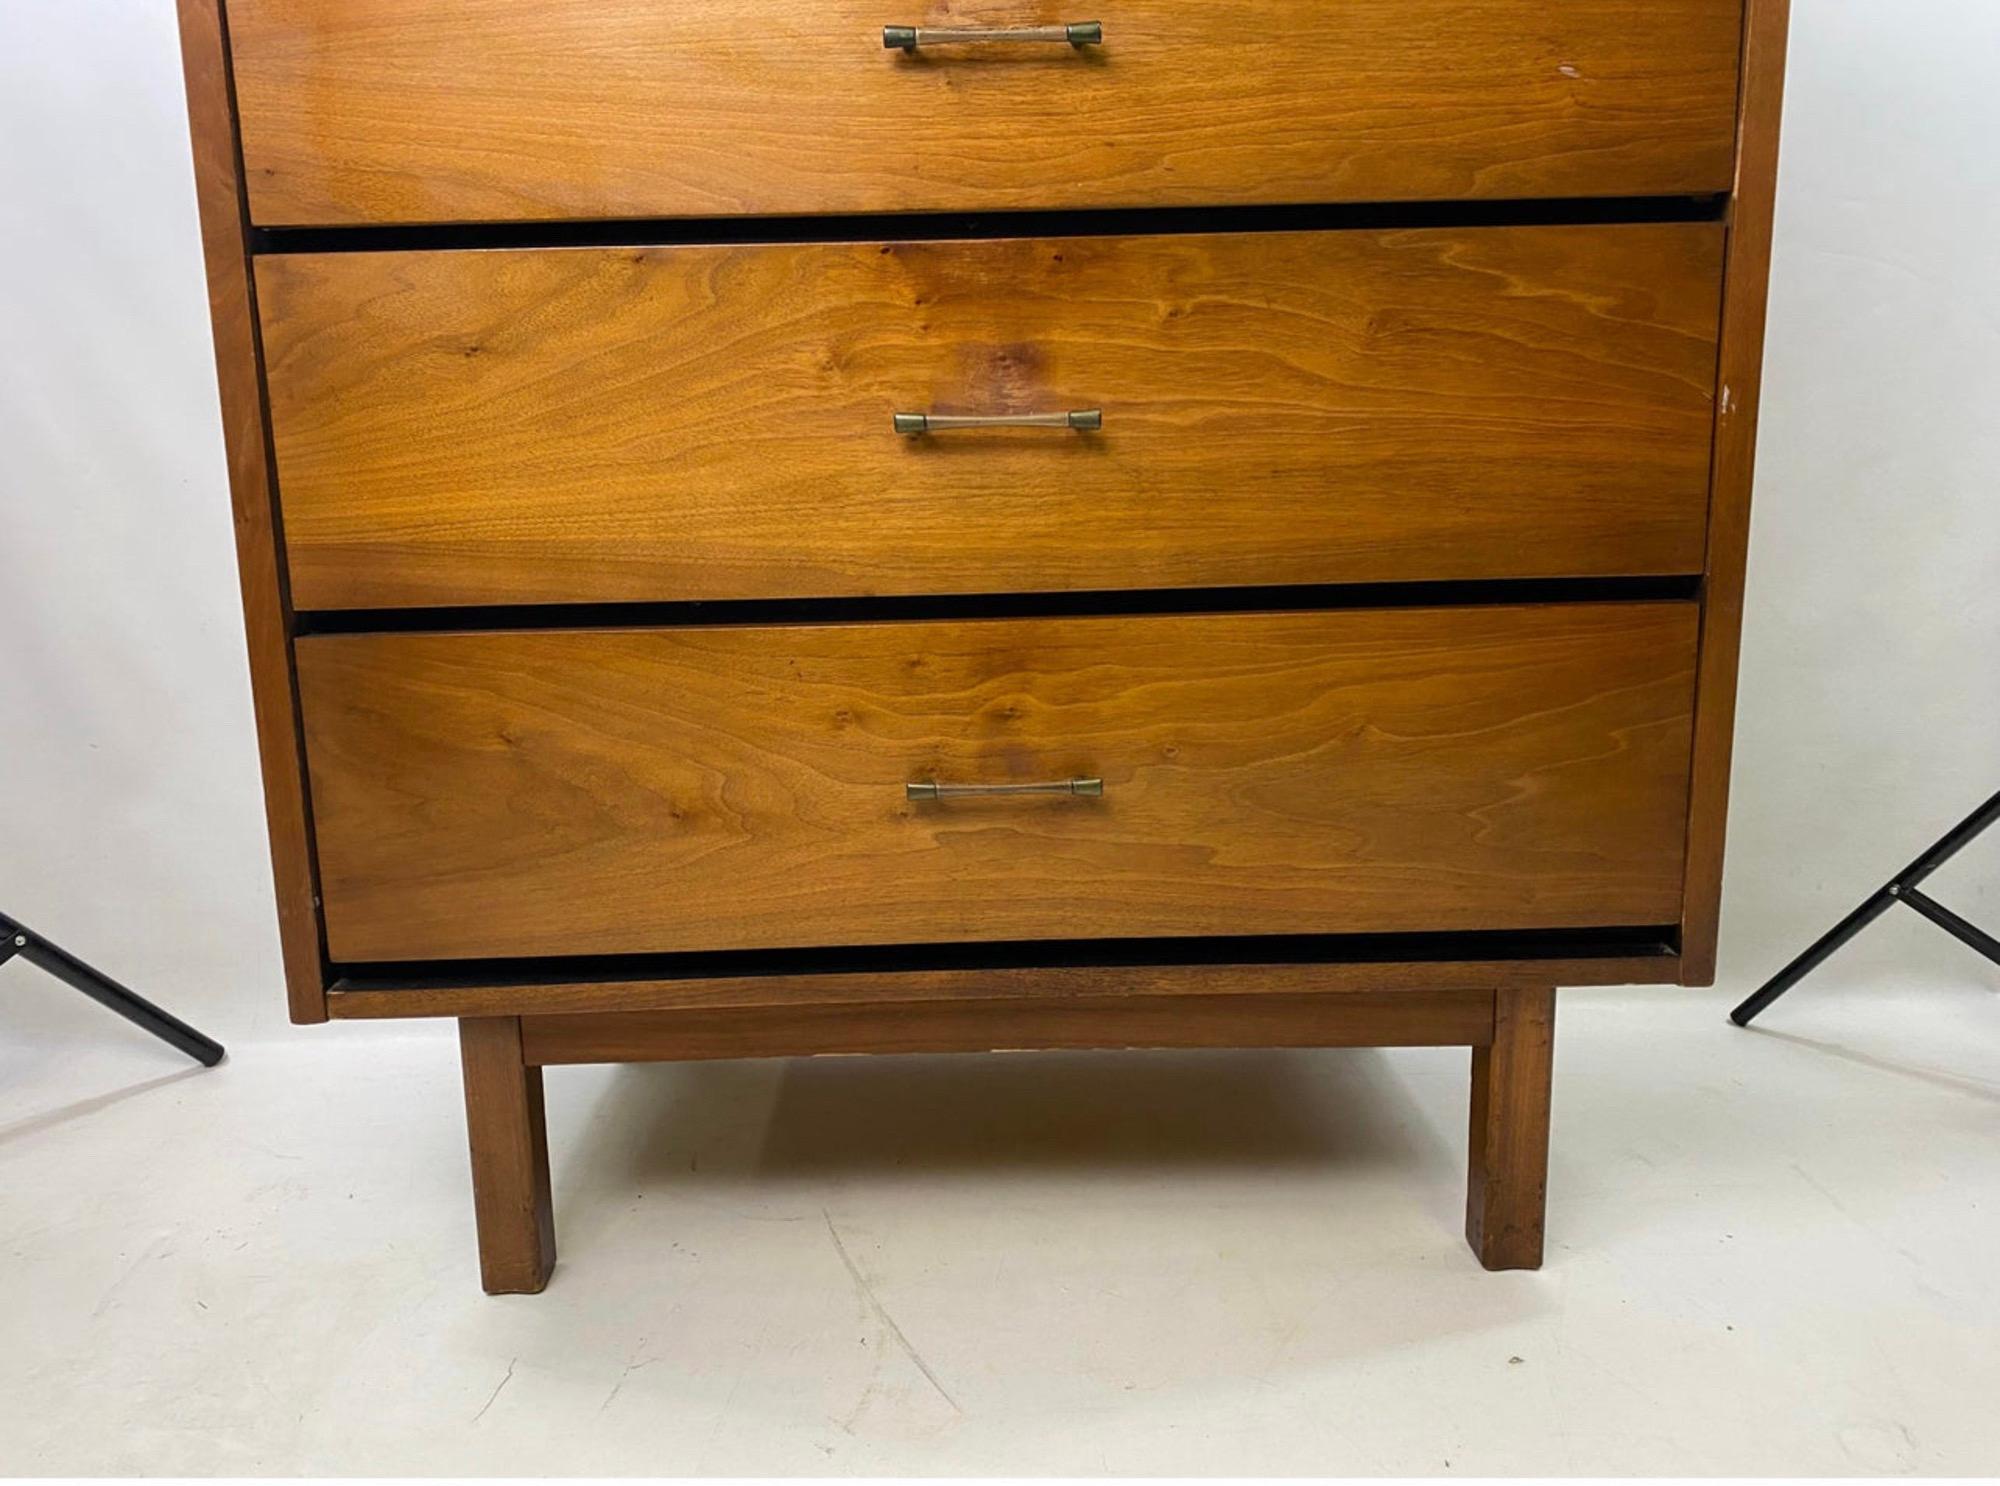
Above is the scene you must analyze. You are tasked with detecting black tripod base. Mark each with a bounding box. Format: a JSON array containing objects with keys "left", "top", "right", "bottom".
[
  {"left": 1732, "top": 788, "right": 2000, "bottom": 1026},
  {"left": 0, "top": 911, "right": 225, "bottom": 1067}
]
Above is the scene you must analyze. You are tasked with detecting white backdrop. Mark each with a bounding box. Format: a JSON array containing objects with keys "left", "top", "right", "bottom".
[{"left": 2, "top": 1, "right": 1996, "bottom": 1047}]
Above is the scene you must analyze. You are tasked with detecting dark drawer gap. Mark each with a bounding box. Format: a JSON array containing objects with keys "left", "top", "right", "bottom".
[
  {"left": 253, "top": 194, "right": 1729, "bottom": 256},
  {"left": 333, "top": 926, "right": 1680, "bottom": 994},
  {"left": 294, "top": 575, "right": 1703, "bottom": 638}
]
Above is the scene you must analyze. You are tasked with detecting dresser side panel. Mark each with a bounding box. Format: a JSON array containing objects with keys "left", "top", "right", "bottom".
[
  {"left": 175, "top": 0, "right": 328, "bottom": 1021},
  {"left": 1680, "top": 0, "right": 1791, "bottom": 984}
]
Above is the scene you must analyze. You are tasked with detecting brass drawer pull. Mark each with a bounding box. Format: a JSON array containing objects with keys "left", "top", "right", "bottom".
[
  {"left": 907, "top": 778, "right": 1104, "bottom": 801},
  {"left": 894, "top": 409, "right": 1102, "bottom": 436},
  {"left": 884, "top": 21, "right": 1102, "bottom": 50}
]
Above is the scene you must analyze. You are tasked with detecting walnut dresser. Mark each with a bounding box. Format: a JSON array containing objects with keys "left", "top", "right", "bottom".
[{"left": 176, "top": 0, "right": 1787, "bottom": 1292}]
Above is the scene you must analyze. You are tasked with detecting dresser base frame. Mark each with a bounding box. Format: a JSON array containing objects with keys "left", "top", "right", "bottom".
[{"left": 457, "top": 984, "right": 1554, "bottom": 1293}]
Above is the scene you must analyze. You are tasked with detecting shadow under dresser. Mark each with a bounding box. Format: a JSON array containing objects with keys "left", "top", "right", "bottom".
[{"left": 175, "top": 0, "right": 1789, "bottom": 1292}]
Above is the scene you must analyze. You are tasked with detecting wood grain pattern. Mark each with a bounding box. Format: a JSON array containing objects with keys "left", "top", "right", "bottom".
[
  {"left": 296, "top": 604, "right": 1698, "bottom": 962},
  {"left": 1465, "top": 984, "right": 1555, "bottom": 1270},
  {"left": 326, "top": 954, "right": 1678, "bottom": 1021},
  {"left": 518, "top": 988, "right": 1497, "bottom": 1066},
  {"left": 1679, "top": 0, "right": 1791, "bottom": 984},
  {"left": 227, "top": 0, "right": 1745, "bottom": 226},
  {"left": 174, "top": 0, "right": 327, "bottom": 1022},
  {"left": 459, "top": 1017, "right": 557, "bottom": 1293},
  {"left": 259, "top": 226, "right": 1723, "bottom": 609}
]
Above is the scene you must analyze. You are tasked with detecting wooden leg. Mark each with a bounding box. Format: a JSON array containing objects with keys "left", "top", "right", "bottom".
[
  {"left": 459, "top": 1016, "right": 557, "bottom": 1294},
  {"left": 1466, "top": 986, "right": 1555, "bottom": 1271}
]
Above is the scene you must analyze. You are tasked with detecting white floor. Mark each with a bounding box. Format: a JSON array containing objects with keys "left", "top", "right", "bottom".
[{"left": 3, "top": 972, "right": 1997, "bottom": 1476}]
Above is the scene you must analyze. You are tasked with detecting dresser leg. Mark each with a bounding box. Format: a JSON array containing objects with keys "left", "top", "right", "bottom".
[
  {"left": 459, "top": 1016, "right": 557, "bottom": 1294},
  {"left": 1465, "top": 986, "right": 1555, "bottom": 1271}
]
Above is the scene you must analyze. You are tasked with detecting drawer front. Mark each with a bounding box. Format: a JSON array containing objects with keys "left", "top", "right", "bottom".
[
  {"left": 261, "top": 225, "right": 1722, "bottom": 609},
  {"left": 297, "top": 604, "right": 1698, "bottom": 962},
  {"left": 229, "top": 0, "right": 1745, "bottom": 226}
]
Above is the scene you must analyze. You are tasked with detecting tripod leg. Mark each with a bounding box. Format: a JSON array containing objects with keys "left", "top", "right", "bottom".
[
  {"left": 1730, "top": 887, "right": 1897, "bottom": 1027},
  {"left": 0, "top": 913, "right": 225, "bottom": 1067},
  {"left": 1896, "top": 887, "right": 2000, "bottom": 967},
  {"left": 1731, "top": 788, "right": 2000, "bottom": 1027}
]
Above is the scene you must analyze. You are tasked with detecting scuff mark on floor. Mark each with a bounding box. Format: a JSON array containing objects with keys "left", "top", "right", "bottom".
[
  {"left": 598, "top": 1349, "right": 658, "bottom": 1415},
  {"left": 90, "top": 1231, "right": 175, "bottom": 1321},
  {"left": 472, "top": 1357, "right": 517, "bottom": 1423},
  {"left": 822, "top": 1208, "right": 961, "bottom": 1415}
]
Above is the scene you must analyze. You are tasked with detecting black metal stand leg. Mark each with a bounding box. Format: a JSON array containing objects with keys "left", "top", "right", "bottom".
[
  {"left": 0, "top": 911, "right": 225, "bottom": 1067},
  {"left": 1897, "top": 887, "right": 2000, "bottom": 967},
  {"left": 1731, "top": 788, "right": 2000, "bottom": 1027},
  {"left": 1728, "top": 886, "right": 1898, "bottom": 1026}
]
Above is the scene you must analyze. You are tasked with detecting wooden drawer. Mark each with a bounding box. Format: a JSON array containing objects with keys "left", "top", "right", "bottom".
[
  {"left": 260, "top": 224, "right": 1722, "bottom": 609},
  {"left": 297, "top": 603, "right": 1697, "bottom": 962},
  {"left": 227, "top": 0, "right": 1745, "bottom": 226}
]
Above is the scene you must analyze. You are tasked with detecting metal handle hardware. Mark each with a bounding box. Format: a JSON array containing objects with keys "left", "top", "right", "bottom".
[
  {"left": 884, "top": 21, "right": 1102, "bottom": 49},
  {"left": 907, "top": 778, "right": 1104, "bottom": 800},
  {"left": 893, "top": 409, "right": 1102, "bottom": 435}
]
